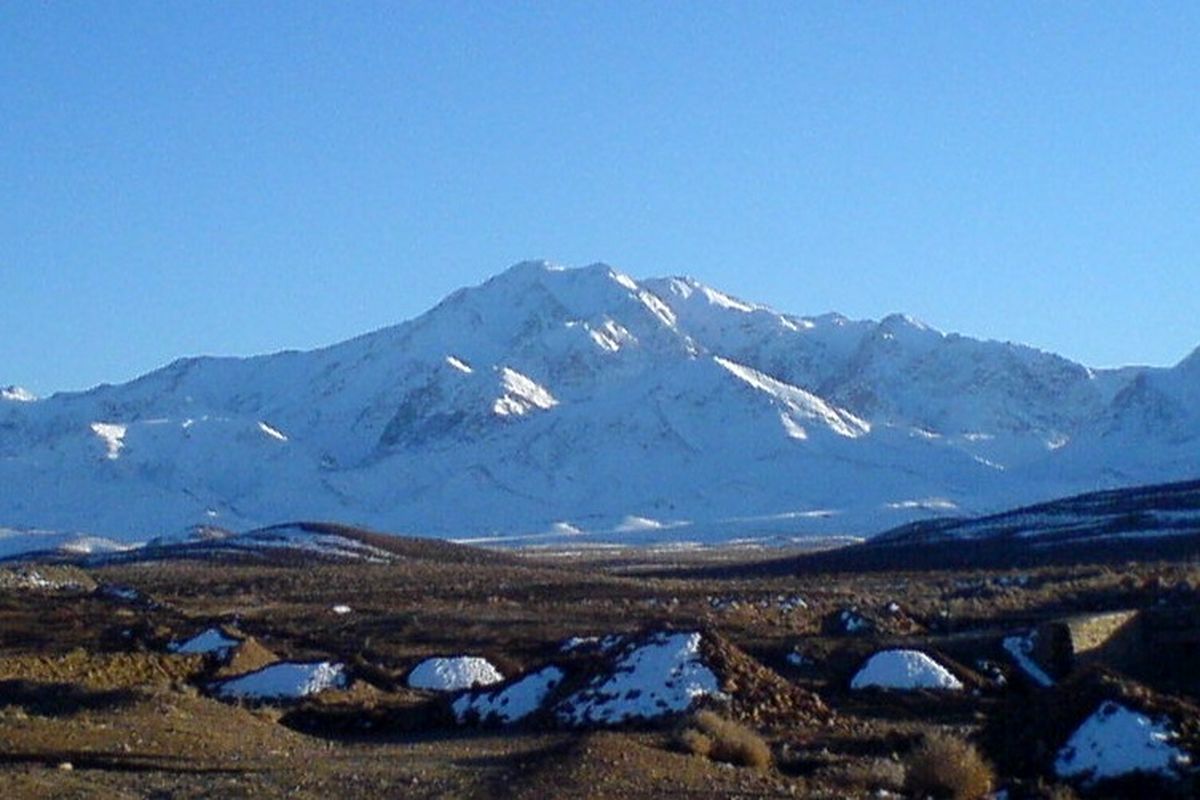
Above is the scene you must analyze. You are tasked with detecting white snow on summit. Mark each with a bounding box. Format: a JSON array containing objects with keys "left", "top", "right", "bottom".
[{"left": 0, "top": 260, "right": 1197, "bottom": 548}]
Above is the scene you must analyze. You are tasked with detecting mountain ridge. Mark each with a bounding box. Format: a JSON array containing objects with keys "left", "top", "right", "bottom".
[{"left": 2, "top": 260, "right": 1196, "bottom": 546}]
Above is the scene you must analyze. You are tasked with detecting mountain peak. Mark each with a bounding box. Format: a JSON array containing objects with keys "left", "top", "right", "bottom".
[
  {"left": 485, "top": 260, "right": 638, "bottom": 292},
  {"left": 2, "top": 259, "right": 1196, "bottom": 547},
  {"left": 490, "top": 259, "right": 563, "bottom": 280},
  {"left": 879, "top": 312, "right": 935, "bottom": 333}
]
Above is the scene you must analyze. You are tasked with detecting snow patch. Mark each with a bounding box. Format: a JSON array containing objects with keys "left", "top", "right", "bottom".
[
  {"left": 850, "top": 649, "right": 963, "bottom": 691},
  {"left": 610, "top": 270, "right": 639, "bottom": 292},
  {"left": 779, "top": 412, "right": 808, "bottom": 440},
  {"left": 1002, "top": 631, "right": 1054, "bottom": 688},
  {"left": 452, "top": 665, "right": 565, "bottom": 724},
  {"left": 714, "top": 356, "right": 869, "bottom": 438},
  {"left": 1, "top": 386, "right": 36, "bottom": 402},
  {"left": 886, "top": 498, "right": 958, "bottom": 511},
  {"left": 615, "top": 515, "right": 665, "bottom": 532},
  {"left": 555, "top": 631, "right": 724, "bottom": 725},
  {"left": 699, "top": 285, "right": 756, "bottom": 312},
  {"left": 445, "top": 355, "right": 474, "bottom": 374},
  {"left": 169, "top": 628, "right": 241, "bottom": 659},
  {"left": 214, "top": 661, "right": 347, "bottom": 700},
  {"left": 492, "top": 368, "right": 558, "bottom": 417},
  {"left": 559, "top": 634, "right": 625, "bottom": 653},
  {"left": 408, "top": 656, "right": 504, "bottom": 692},
  {"left": 90, "top": 422, "right": 127, "bottom": 460},
  {"left": 1054, "top": 701, "right": 1190, "bottom": 783},
  {"left": 836, "top": 609, "right": 873, "bottom": 634},
  {"left": 232, "top": 527, "right": 395, "bottom": 563},
  {"left": 585, "top": 319, "right": 634, "bottom": 353},
  {"left": 257, "top": 421, "right": 288, "bottom": 442},
  {"left": 637, "top": 289, "right": 677, "bottom": 328}
]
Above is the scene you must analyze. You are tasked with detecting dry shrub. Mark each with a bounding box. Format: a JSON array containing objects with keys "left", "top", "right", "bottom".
[
  {"left": 904, "top": 732, "right": 994, "bottom": 800},
  {"left": 678, "top": 727, "right": 713, "bottom": 758},
  {"left": 676, "top": 710, "right": 771, "bottom": 770}
]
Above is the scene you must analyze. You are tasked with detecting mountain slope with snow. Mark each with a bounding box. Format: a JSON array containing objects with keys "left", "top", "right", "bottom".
[{"left": 2, "top": 260, "right": 1196, "bottom": 546}]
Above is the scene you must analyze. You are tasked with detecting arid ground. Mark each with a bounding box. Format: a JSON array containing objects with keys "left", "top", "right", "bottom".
[{"left": 1, "top": 534, "right": 1198, "bottom": 799}]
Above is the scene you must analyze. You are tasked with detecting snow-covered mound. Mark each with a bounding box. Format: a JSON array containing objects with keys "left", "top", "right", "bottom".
[
  {"left": 114, "top": 524, "right": 400, "bottom": 564},
  {"left": 169, "top": 628, "right": 242, "bottom": 659},
  {"left": 1054, "top": 701, "right": 1190, "bottom": 783},
  {"left": 452, "top": 666, "right": 565, "bottom": 724},
  {"left": 2, "top": 260, "right": 1198, "bottom": 548},
  {"left": 407, "top": 656, "right": 504, "bottom": 692},
  {"left": 850, "top": 649, "right": 963, "bottom": 691},
  {"left": 209, "top": 525, "right": 396, "bottom": 562},
  {"left": 212, "top": 661, "right": 348, "bottom": 700},
  {"left": 555, "top": 631, "right": 724, "bottom": 725}
]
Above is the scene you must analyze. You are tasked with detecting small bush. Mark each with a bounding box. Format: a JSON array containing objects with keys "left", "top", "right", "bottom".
[
  {"left": 904, "top": 732, "right": 994, "bottom": 800},
  {"left": 678, "top": 726, "right": 714, "bottom": 758},
  {"left": 676, "top": 710, "right": 771, "bottom": 770}
]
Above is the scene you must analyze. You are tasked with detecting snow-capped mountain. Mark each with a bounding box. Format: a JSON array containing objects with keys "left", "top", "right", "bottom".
[{"left": 1, "top": 261, "right": 1196, "bottom": 546}]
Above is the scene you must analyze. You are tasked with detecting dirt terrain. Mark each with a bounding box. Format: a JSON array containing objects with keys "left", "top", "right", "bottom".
[{"left": 1, "top": 535, "right": 1198, "bottom": 798}]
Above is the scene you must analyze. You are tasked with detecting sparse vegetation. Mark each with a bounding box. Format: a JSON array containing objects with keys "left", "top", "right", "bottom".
[
  {"left": 0, "top": 545, "right": 1196, "bottom": 797},
  {"left": 675, "top": 709, "right": 772, "bottom": 769},
  {"left": 904, "top": 732, "right": 995, "bottom": 800}
]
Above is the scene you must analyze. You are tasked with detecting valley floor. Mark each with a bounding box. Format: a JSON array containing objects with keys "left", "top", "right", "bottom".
[{"left": 1, "top": 543, "right": 1198, "bottom": 798}]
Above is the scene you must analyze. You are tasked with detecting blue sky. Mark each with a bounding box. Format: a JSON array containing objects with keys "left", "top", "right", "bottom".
[{"left": 2, "top": 2, "right": 1198, "bottom": 395}]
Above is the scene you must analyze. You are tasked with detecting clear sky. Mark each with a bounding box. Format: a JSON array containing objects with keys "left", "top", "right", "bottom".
[{"left": 3, "top": 2, "right": 1198, "bottom": 396}]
